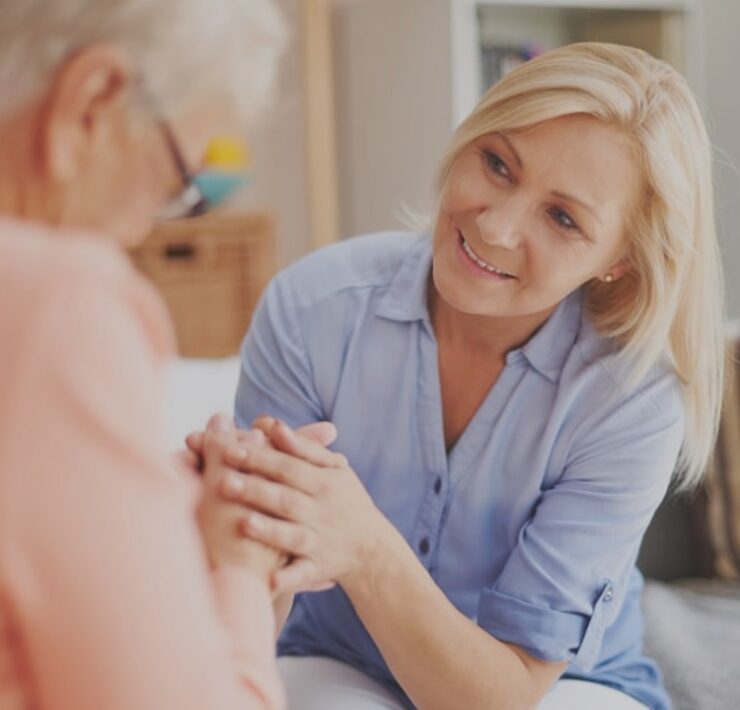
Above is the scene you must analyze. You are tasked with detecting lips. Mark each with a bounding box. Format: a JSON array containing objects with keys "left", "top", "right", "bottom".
[{"left": 457, "top": 231, "right": 515, "bottom": 278}]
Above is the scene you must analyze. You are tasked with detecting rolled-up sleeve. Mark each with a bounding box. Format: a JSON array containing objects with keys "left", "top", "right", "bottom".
[{"left": 477, "top": 370, "right": 684, "bottom": 671}]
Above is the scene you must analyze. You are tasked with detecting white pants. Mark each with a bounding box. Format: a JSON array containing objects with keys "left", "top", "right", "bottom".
[{"left": 278, "top": 656, "right": 649, "bottom": 710}]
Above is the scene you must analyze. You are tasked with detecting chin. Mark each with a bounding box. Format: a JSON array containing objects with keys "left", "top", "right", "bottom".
[{"left": 431, "top": 266, "right": 501, "bottom": 316}]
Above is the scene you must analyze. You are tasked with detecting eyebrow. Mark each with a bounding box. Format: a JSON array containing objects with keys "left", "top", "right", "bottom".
[
  {"left": 550, "top": 191, "right": 603, "bottom": 224},
  {"left": 496, "top": 133, "right": 523, "bottom": 169}
]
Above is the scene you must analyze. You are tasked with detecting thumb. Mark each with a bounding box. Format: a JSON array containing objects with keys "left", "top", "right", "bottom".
[
  {"left": 206, "top": 412, "right": 234, "bottom": 433},
  {"left": 296, "top": 421, "right": 338, "bottom": 447}
]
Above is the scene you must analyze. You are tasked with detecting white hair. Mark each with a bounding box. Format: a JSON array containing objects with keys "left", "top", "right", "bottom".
[{"left": 0, "top": 0, "right": 286, "bottom": 121}]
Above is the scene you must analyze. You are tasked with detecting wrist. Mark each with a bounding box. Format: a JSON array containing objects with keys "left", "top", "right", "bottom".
[
  {"left": 340, "top": 516, "right": 407, "bottom": 599},
  {"left": 209, "top": 548, "right": 273, "bottom": 588}
]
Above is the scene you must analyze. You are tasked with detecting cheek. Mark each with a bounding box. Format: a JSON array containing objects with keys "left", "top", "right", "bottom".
[
  {"left": 130, "top": 151, "right": 170, "bottom": 212},
  {"left": 526, "top": 237, "right": 594, "bottom": 288},
  {"left": 439, "top": 158, "right": 492, "bottom": 214},
  {"left": 107, "top": 155, "right": 168, "bottom": 244}
]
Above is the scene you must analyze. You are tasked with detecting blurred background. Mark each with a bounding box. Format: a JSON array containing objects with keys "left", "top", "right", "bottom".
[{"left": 132, "top": 0, "right": 740, "bottom": 358}]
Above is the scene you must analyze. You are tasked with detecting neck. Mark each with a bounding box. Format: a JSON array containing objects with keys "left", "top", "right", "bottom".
[
  {"left": 428, "top": 282, "right": 557, "bottom": 359},
  {"left": 0, "top": 103, "right": 64, "bottom": 226}
]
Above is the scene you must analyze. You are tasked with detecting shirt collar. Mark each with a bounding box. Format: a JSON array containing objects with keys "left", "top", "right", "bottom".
[
  {"left": 514, "top": 288, "right": 584, "bottom": 383},
  {"left": 375, "top": 234, "right": 584, "bottom": 383},
  {"left": 374, "top": 235, "right": 433, "bottom": 323}
]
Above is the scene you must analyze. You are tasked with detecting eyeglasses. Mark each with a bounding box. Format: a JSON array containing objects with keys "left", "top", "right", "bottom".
[{"left": 156, "top": 121, "right": 251, "bottom": 221}]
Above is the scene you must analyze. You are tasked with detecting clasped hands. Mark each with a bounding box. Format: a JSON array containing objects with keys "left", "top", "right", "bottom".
[{"left": 186, "top": 414, "right": 384, "bottom": 597}]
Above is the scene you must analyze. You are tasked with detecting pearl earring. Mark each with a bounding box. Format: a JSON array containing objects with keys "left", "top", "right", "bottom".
[{"left": 604, "top": 274, "right": 614, "bottom": 283}]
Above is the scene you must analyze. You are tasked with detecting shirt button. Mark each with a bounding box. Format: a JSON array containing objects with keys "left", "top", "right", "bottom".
[
  {"left": 433, "top": 477, "right": 442, "bottom": 494},
  {"left": 603, "top": 587, "right": 614, "bottom": 602},
  {"left": 419, "top": 537, "right": 430, "bottom": 555}
]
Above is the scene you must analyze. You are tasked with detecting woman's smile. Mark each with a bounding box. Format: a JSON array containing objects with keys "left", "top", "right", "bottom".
[{"left": 456, "top": 229, "right": 516, "bottom": 281}]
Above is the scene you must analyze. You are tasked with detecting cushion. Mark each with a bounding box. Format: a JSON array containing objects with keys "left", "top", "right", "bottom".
[{"left": 643, "top": 579, "right": 740, "bottom": 710}]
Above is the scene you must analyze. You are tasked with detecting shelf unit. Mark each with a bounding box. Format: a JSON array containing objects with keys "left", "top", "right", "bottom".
[
  {"left": 452, "top": 0, "right": 700, "bottom": 125},
  {"left": 330, "top": 0, "right": 703, "bottom": 239}
]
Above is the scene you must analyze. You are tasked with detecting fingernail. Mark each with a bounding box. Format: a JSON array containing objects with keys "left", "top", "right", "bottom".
[
  {"left": 245, "top": 513, "right": 263, "bottom": 531},
  {"left": 223, "top": 474, "right": 245, "bottom": 494},
  {"left": 230, "top": 446, "right": 249, "bottom": 459},
  {"left": 212, "top": 413, "right": 232, "bottom": 433}
]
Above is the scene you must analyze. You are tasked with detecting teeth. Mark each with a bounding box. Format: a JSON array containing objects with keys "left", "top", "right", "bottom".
[{"left": 461, "top": 236, "right": 511, "bottom": 276}]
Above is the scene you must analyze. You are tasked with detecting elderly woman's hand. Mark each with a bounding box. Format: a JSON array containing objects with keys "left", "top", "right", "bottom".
[
  {"left": 196, "top": 414, "right": 285, "bottom": 585},
  {"left": 217, "top": 419, "right": 394, "bottom": 595}
]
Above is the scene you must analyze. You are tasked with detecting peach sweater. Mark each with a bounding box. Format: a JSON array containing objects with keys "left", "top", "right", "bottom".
[{"left": 0, "top": 219, "right": 284, "bottom": 710}]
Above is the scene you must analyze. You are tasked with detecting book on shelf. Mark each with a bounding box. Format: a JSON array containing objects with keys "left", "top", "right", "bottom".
[{"left": 480, "top": 43, "right": 543, "bottom": 91}]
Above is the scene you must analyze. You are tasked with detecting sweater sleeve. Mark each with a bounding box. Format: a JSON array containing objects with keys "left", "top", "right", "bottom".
[{"left": 0, "top": 259, "right": 284, "bottom": 710}]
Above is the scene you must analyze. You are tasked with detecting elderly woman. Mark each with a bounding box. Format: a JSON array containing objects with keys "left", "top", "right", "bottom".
[
  {"left": 0, "top": 1, "right": 305, "bottom": 708},
  {"left": 202, "top": 44, "right": 725, "bottom": 710}
]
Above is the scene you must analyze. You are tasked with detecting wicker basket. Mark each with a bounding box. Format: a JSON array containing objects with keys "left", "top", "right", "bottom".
[{"left": 129, "top": 213, "right": 276, "bottom": 358}]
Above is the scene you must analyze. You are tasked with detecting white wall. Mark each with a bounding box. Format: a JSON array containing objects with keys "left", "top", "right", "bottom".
[
  {"left": 332, "top": 0, "right": 455, "bottom": 237},
  {"left": 703, "top": 0, "right": 740, "bottom": 318}
]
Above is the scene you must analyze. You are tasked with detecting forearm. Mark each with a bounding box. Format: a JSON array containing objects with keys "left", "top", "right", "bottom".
[
  {"left": 273, "top": 592, "right": 294, "bottom": 639},
  {"left": 342, "top": 526, "right": 551, "bottom": 710}
]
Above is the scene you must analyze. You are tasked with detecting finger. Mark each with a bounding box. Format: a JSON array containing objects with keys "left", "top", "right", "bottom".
[
  {"left": 193, "top": 425, "right": 263, "bottom": 452},
  {"left": 185, "top": 431, "right": 205, "bottom": 454},
  {"left": 252, "top": 416, "right": 276, "bottom": 436},
  {"left": 221, "top": 473, "right": 313, "bottom": 523},
  {"left": 296, "top": 421, "right": 338, "bottom": 447},
  {"left": 206, "top": 412, "right": 234, "bottom": 434},
  {"left": 201, "top": 428, "right": 263, "bottom": 467},
  {"left": 236, "top": 428, "right": 267, "bottom": 447},
  {"left": 201, "top": 425, "right": 243, "bottom": 483},
  {"left": 253, "top": 417, "right": 339, "bottom": 451},
  {"left": 172, "top": 448, "right": 202, "bottom": 473},
  {"left": 301, "top": 579, "right": 336, "bottom": 593},
  {"left": 221, "top": 446, "right": 322, "bottom": 495},
  {"left": 238, "top": 509, "right": 318, "bottom": 557},
  {"left": 269, "top": 420, "right": 348, "bottom": 469},
  {"left": 272, "top": 558, "right": 330, "bottom": 596}
]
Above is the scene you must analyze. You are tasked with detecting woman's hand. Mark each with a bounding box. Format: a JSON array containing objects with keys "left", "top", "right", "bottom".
[
  {"left": 185, "top": 419, "right": 339, "bottom": 471},
  {"left": 196, "top": 414, "right": 285, "bottom": 585},
  {"left": 218, "top": 419, "right": 393, "bottom": 595}
]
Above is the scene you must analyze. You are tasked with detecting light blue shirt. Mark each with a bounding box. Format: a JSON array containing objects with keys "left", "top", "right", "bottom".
[{"left": 236, "top": 232, "right": 684, "bottom": 710}]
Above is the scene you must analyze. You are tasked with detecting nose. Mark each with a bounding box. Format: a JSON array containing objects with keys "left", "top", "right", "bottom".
[{"left": 475, "top": 198, "right": 526, "bottom": 250}]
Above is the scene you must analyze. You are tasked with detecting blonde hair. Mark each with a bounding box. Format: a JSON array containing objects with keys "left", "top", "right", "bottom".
[
  {"left": 439, "top": 43, "right": 725, "bottom": 490},
  {"left": 0, "top": 0, "right": 286, "bottom": 121}
]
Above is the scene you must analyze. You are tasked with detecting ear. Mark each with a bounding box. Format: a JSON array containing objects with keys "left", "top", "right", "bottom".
[
  {"left": 41, "top": 45, "right": 134, "bottom": 183},
  {"left": 601, "top": 258, "right": 631, "bottom": 283}
]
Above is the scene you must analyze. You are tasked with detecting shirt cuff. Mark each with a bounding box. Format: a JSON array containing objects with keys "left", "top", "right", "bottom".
[{"left": 477, "top": 581, "right": 615, "bottom": 671}]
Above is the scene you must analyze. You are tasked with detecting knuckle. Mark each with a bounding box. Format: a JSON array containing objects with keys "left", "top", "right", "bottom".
[
  {"left": 277, "top": 490, "right": 297, "bottom": 517},
  {"left": 240, "top": 448, "right": 259, "bottom": 470},
  {"left": 285, "top": 458, "right": 305, "bottom": 481},
  {"left": 292, "top": 528, "right": 314, "bottom": 554},
  {"left": 240, "top": 476, "right": 260, "bottom": 501}
]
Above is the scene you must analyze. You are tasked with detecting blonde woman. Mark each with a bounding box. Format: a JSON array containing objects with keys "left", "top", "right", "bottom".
[
  {"left": 202, "top": 43, "right": 724, "bottom": 710},
  {"left": 0, "top": 1, "right": 322, "bottom": 708}
]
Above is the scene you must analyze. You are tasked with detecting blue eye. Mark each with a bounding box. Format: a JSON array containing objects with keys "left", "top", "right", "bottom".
[
  {"left": 482, "top": 150, "right": 511, "bottom": 180},
  {"left": 548, "top": 207, "right": 578, "bottom": 231}
]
